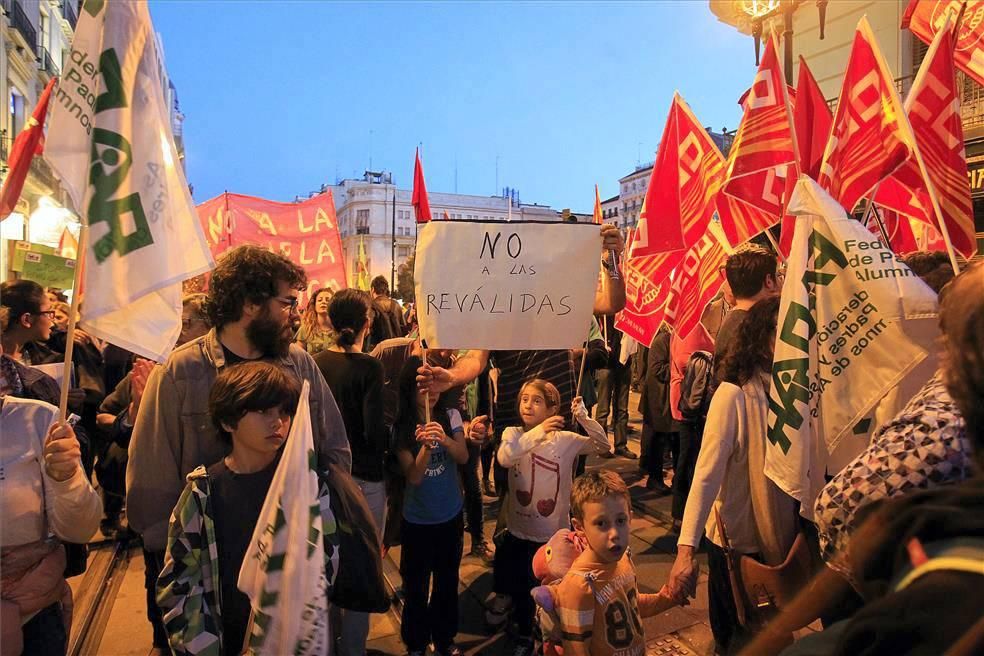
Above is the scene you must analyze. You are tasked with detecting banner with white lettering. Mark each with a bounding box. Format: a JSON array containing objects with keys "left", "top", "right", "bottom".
[
  {"left": 414, "top": 221, "right": 599, "bottom": 350},
  {"left": 766, "top": 177, "right": 938, "bottom": 518}
]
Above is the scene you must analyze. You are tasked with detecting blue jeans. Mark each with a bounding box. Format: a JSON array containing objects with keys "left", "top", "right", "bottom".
[
  {"left": 337, "top": 478, "right": 386, "bottom": 656},
  {"left": 22, "top": 602, "right": 66, "bottom": 656}
]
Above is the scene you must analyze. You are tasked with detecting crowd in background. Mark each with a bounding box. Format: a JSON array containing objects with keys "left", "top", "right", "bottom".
[{"left": 1, "top": 233, "right": 982, "bottom": 656}]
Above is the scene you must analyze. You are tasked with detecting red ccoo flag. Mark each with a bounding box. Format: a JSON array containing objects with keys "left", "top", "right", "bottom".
[
  {"left": 819, "top": 16, "right": 915, "bottom": 214},
  {"left": 722, "top": 34, "right": 797, "bottom": 223},
  {"left": 866, "top": 206, "right": 919, "bottom": 255},
  {"left": 663, "top": 233, "right": 728, "bottom": 340},
  {"left": 631, "top": 93, "right": 724, "bottom": 259},
  {"left": 903, "top": 0, "right": 984, "bottom": 88},
  {"left": 779, "top": 57, "right": 834, "bottom": 257},
  {"left": 412, "top": 148, "right": 432, "bottom": 223},
  {"left": 0, "top": 78, "right": 56, "bottom": 219},
  {"left": 874, "top": 11, "right": 977, "bottom": 259}
]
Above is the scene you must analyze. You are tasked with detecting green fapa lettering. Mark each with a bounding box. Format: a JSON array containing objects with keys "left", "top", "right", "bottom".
[
  {"left": 86, "top": 43, "right": 155, "bottom": 262},
  {"left": 87, "top": 129, "right": 153, "bottom": 263},
  {"left": 94, "top": 49, "right": 127, "bottom": 113}
]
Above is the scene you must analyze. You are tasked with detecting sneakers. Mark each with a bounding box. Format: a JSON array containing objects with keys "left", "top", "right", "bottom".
[
  {"left": 482, "top": 479, "right": 495, "bottom": 496},
  {"left": 468, "top": 539, "right": 495, "bottom": 566}
]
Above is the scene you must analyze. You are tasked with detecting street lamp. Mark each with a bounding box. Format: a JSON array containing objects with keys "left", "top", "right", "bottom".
[{"left": 728, "top": 0, "right": 829, "bottom": 85}]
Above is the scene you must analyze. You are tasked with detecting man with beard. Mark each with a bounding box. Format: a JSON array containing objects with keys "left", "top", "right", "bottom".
[{"left": 127, "top": 246, "right": 351, "bottom": 654}]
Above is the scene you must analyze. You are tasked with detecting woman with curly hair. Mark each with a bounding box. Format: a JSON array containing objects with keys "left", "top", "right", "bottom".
[
  {"left": 295, "top": 287, "right": 336, "bottom": 356},
  {"left": 667, "top": 295, "right": 799, "bottom": 654}
]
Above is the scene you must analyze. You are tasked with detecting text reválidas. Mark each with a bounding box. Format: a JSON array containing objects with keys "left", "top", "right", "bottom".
[{"left": 425, "top": 287, "right": 573, "bottom": 317}]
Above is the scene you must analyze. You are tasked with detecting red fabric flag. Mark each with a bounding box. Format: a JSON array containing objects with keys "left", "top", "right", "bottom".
[
  {"left": 867, "top": 206, "right": 919, "bottom": 254},
  {"left": 904, "top": 0, "right": 984, "bottom": 88},
  {"left": 663, "top": 234, "right": 727, "bottom": 340},
  {"left": 819, "top": 16, "right": 915, "bottom": 214},
  {"left": 631, "top": 93, "right": 725, "bottom": 258},
  {"left": 716, "top": 188, "right": 778, "bottom": 249},
  {"left": 0, "top": 78, "right": 56, "bottom": 219},
  {"left": 614, "top": 251, "right": 683, "bottom": 346},
  {"left": 412, "top": 148, "right": 432, "bottom": 223},
  {"left": 593, "top": 185, "right": 603, "bottom": 224},
  {"left": 875, "top": 13, "right": 977, "bottom": 258},
  {"left": 722, "top": 35, "right": 797, "bottom": 221},
  {"left": 778, "top": 57, "right": 834, "bottom": 257},
  {"left": 443, "top": 209, "right": 451, "bottom": 221}
]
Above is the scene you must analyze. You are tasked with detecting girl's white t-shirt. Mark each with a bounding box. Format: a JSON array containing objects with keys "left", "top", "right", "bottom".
[{"left": 497, "top": 411, "right": 610, "bottom": 543}]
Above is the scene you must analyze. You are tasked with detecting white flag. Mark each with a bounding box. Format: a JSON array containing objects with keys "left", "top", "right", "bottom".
[
  {"left": 238, "top": 381, "right": 333, "bottom": 655},
  {"left": 45, "top": 0, "right": 213, "bottom": 362},
  {"left": 766, "top": 177, "right": 938, "bottom": 519}
]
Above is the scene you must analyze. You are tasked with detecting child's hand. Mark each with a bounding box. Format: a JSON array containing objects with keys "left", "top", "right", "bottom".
[
  {"left": 469, "top": 415, "right": 490, "bottom": 445},
  {"left": 571, "top": 397, "right": 587, "bottom": 421},
  {"left": 540, "top": 415, "right": 566, "bottom": 434},
  {"left": 657, "top": 583, "right": 690, "bottom": 607},
  {"left": 416, "top": 421, "right": 449, "bottom": 449}
]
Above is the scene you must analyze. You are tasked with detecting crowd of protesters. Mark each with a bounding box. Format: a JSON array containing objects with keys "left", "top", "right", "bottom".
[{"left": 1, "top": 225, "right": 982, "bottom": 656}]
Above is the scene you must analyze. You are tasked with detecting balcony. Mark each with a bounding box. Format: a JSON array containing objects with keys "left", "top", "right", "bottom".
[
  {"left": 8, "top": 0, "right": 37, "bottom": 54},
  {"left": 61, "top": 0, "right": 78, "bottom": 30},
  {"left": 38, "top": 47, "right": 58, "bottom": 76},
  {"left": 29, "top": 156, "right": 58, "bottom": 192},
  {"left": 0, "top": 132, "right": 9, "bottom": 169}
]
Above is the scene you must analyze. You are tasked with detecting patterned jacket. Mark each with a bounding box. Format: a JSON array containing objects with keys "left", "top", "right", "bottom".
[{"left": 156, "top": 465, "right": 339, "bottom": 655}]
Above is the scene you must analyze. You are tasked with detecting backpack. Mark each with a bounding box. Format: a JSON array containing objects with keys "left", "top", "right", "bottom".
[{"left": 678, "top": 350, "right": 714, "bottom": 422}]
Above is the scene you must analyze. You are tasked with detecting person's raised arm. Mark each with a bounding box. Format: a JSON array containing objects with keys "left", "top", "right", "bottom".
[
  {"left": 417, "top": 349, "right": 489, "bottom": 397},
  {"left": 593, "top": 224, "right": 626, "bottom": 315},
  {"left": 572, "top": 397, "right": 612, "bottom": 455}
]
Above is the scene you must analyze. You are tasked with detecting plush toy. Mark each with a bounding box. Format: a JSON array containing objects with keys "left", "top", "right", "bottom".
[{"left": 530, "top": 529, "right": 586, "bottom": 655}]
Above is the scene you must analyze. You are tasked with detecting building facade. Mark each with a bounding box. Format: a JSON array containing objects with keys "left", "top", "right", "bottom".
[
  {"left": 708, "top": 0, "right": 984, "bottom": 254},
  {"left": 328, "top": 171, "right": 565, "bottom": 289}
]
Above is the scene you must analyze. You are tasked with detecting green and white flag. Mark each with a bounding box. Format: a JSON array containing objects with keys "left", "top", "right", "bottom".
[
  {"left": 45, "top": 0, "right": 213, "bottom": 362},
  {"left": 238, "top": 380, "right": 334, "bottom": 655},
  {"left": 766, "top": 176, "right": 938, "bottom": 519}
]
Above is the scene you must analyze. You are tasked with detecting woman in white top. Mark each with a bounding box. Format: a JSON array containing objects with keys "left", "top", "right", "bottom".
[
  {"left": 0, "top": 393, "right": 102, "bottom": 655},
  {"left": 667, "top": 296, "right": 798, "bottom": 654}
]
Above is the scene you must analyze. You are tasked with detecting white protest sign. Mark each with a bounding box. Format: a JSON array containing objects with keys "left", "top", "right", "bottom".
[{"left": 414, "top": 221, "right": 600, "bottom": 350}]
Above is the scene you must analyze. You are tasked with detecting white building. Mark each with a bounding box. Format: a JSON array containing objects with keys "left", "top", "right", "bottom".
[{"left": 328, "top": 171, "right": 562, "bottom": 289}]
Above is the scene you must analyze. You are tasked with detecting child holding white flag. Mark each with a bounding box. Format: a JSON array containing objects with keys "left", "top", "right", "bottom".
[{"left": 157, "top": 364, "right": 337, "bottom": 655}]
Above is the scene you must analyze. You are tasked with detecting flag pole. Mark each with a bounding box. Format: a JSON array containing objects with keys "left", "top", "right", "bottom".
[
  {"left": 868, "top": 204, "right": 893, "bottom": 251},
  {"left": 59, "top": 223, "right": 88, "bottom": 422},
  {"left": 911, "top": 144, "right": 962, "bottom": 274},
  {"left": 575, "top": 329, "right": 591, "bottom": 409}
]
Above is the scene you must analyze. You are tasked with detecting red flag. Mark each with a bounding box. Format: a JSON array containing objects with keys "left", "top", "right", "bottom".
[
  {"left": 715, "top": 189, "right": 778, "bottom": 249},
  {"left": 443, "top": 209, "right": 451, "bottom": 221},
  {"left": 819, "top": 16, "right": 915, "bottom": 214},
  {"left": 722, "top": 35, "right": 797, "bottom": 221},
  {"left": 412, "top": 148, "right": 432, "bottom": 223},
  {"left": 778, "top": 57, "right": 834, "bottom": 257},
  {"left": 614, "top": 251, "right": 683, "bottom": 346},
  {"left": 663, "top": 234, "right": 727, "bottom": 340},
  {"left": 904, "top": 0, "right": 984, "bottom": 88},
  {"left": 631, "top": 93, "right": 724, "bottom": 258},
  {"left": 875, "top": 12, "right": 977, "bottom": 258},
  {"left": 867, "top": 207, "right": 919, "bottom": 254},
  {"left": 0, "top": 78, "right": 56, "bottom": 219},
  {"left": 593, "top": 185, "right": 603, "bottom": 224}
]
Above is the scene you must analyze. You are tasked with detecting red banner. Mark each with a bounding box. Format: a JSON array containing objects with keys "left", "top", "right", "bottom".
[
  {"left": 197, "top": 191, "right": 347, "bottom": 305},
  {"left": 904, "top": 0, "right": 984, "bottom": 88},
  {"left": 663, "top": 234, "right": 727, "bottom": 340},
  {"left": 614, "top": 250, "right": 683, "bottom": 347},
  {"left": 819, "top": 16, "right": 914, "bottom": 214}
]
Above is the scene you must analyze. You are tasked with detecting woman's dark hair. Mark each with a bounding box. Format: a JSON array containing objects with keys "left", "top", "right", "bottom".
[
  {"left": 392, "top": 355, "right": 450, "bottom": 453},
  {"left": 940, "top": 260, "right": 984, "bottom": 452},
  {"left": 718, "top": 296, "right": 781, "bottom": 387},
  {"left": 0, "top": 279, "right": 45, "bottom": 323},
  {"left": 205, "top": 245, "right": 306, "bottom": 329},
  {"left": 328, "top": 289, "right": 371, "bottom": 349},
  {"left": 208, "top": 361, "right": 300, "bottom": 444}
]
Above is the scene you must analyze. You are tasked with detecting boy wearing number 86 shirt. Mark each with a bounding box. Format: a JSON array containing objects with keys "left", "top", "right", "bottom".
[{"left": 541, "top": 471, "right": 681, "bottom": 656}]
